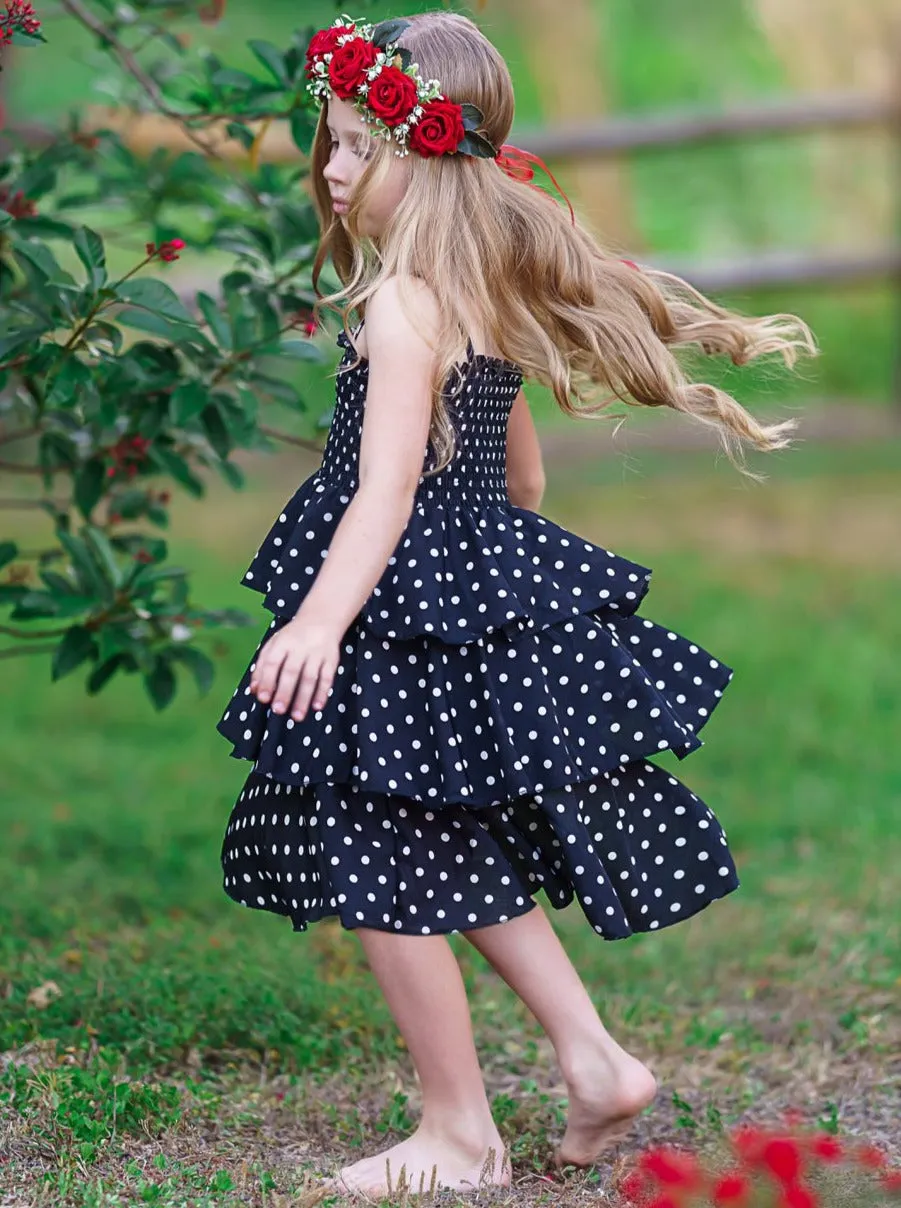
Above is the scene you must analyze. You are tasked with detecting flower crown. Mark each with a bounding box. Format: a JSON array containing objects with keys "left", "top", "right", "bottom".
[{"left": 304, "top": 14, "right": 498, "bottom": 160}]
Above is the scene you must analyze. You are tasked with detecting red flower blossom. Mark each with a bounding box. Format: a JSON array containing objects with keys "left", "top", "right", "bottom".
[
  {"left": 0, "top": 187, "right": 37, "bottom": 218},
  {"left": 713, "top": 1171, "right": 751, "bottom": 1206},
  {"left": 882, "top": 1170, "right": 901, "bottom": 1195},
  {"left": 0, "top": 0, "right": 41, "bottom": 44},
  {"left": 639, "top": 1147, "right": 701, "bottom": 1190},
  {"left": 105, "top": 434, "right": 150, "bottom": 481},
  {"left": 731, "top": 1125, "right": 767, "bottom": 1164},
  {"left": 620, "top": 1170, "right": 650, "bottom": 1204},
  {"left": 135, "top": 549, "right": 154, "bottom": 564},
  {"left": 304, "top": 22, "right": 353, "bottom": 80},
  {"left": 327, "top": 35, "right": 379, "bottom": 101},
  {"left": 146, "top": 237, "right": 185, "bottom": 262},
  {"left": 408, "top": 96, "right": 465, "bottom": 158},
  {"left": 761, "top": 1138, "right": 804, "bottom": 1187},
  {"left": 810, "top": 1135, "right": 842, "bottom": 1163},
  {"left": 646, "top": 1197, "right": 683, "bottom": 1208},
  {"left": 777, "top": 1183, "right": 818, "bottom": 1208},
  {"left": 856, "top": 1144, "right": 888, "bottom": 1170},
  {"left": 367, "top": 63, "right": 418, "bottom": 128}
]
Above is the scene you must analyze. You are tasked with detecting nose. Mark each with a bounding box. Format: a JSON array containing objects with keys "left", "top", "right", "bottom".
[{"left": 323, "top": 145, "right": 350, "bottom": 187}]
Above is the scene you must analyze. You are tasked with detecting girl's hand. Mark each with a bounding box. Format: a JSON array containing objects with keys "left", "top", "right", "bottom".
[{"left": 249, "top": 617, "right": 341, "bottom": 722}]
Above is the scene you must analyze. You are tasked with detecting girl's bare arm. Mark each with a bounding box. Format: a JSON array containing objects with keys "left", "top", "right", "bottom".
[
  {"left": 292, "top": 276, "right": 440, "bottom": 638},
  {"left": 506, "top": 387, "right": 546, "bottom": 511}
]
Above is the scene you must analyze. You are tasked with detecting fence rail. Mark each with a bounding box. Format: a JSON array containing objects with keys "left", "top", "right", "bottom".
[
  {"left": 509, "top": 91, "right": 899, "bottom": 158},
  {"left": 3, "top": 87, "right": 900, "bottom": 404}
]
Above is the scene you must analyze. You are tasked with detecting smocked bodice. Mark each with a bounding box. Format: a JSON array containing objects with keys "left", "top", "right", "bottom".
[{"left": 322, "top": 327, "right": 524, "bottom": 508}]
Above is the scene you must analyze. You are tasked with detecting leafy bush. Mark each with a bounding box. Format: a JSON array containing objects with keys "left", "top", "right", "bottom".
[{"left": 0, "top": 0, "right": 368, "bottom": 708}]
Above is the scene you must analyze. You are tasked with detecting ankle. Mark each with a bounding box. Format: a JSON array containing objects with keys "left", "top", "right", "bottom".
[
  {"left": 418, "top": 1110, "right": 502, "bottom": 1157},
  {"left": 557, "top": 1031, "right": 630, "bottom": 1084}
]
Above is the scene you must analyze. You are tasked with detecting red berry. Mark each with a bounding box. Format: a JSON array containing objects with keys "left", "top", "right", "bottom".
[{"left": 145, "top": 242, "right": 156, "bottom": 256}]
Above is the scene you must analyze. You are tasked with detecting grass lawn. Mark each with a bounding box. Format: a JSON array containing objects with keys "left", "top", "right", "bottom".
[{"left": 2, "top": 438, "right": 900, "bottom": 1205}]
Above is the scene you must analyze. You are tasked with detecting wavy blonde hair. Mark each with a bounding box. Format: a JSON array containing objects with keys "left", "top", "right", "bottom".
[{"left": 310, "top": 10, "right": 817, "bottom": 478}]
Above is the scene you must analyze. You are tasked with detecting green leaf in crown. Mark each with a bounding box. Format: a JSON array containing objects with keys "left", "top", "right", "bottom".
[
  {"left": 371, "top": 18, "right": 412, "bottom": 53},
  {"left": 460, "top": 103, "right": 486, "bottom": 133},
  {"left": 458, "top": 130, "right": 497, "bottom": 159}
]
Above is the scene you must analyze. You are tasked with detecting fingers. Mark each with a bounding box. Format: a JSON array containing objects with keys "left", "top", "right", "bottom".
[
  {"left": 289, "top": 663, "right": 330, "bottom": 722},
  {"left": 250, "top": 642, "right": 337, "bottom": 722},
  {"left": 249, "top": 645, "right": 285, "bottom": 706}
]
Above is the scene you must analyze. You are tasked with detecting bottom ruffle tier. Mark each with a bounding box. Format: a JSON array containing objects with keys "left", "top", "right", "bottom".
[{"left": 221, "top": 761, "right": 739, "bottom": 938}]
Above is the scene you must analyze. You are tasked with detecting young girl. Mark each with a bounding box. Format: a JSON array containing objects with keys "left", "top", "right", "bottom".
[{"left": 217, "top": 10, "right": 816, "bottom": 1198}]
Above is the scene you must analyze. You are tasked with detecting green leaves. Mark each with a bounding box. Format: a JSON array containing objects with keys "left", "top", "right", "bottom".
[
  {"left": 74, "top": 458, "right": 108, "bottom": 521},
  {"left": 115, "top": 279, "right": 196, "bottom": 326},
  {"left": 0, "top": 8, "right": 338, "bottom": 710},
  {"left": 248, "top": 40, "right": 289, "bottom": 87},
  {"left": 73, "top": 226, "right": 108, "bottom": 291},
  {"left": 51, "top": 626, "right": 98, "bottom": 681}
]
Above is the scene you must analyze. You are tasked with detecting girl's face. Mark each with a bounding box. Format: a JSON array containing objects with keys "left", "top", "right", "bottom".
[{"left": 322, "top": 96, "right": 412, "bottom": 238}]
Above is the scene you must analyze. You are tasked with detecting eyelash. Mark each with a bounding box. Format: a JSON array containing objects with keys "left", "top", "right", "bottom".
[{"left": 329, "top": 138, "right": 372, "bottom": 161}]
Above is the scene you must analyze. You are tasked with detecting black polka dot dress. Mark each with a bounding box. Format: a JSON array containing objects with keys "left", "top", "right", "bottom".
[{"left": 216, "top": 323, "right": 739, "bottom": 937}]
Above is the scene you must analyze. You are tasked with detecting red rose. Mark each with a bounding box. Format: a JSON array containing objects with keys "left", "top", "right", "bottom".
[
  {"left": 408, "top": 97, "right": 465, "bottom": 158},
  {"left": 367, "top": 65, "right": 418, "bottom": 128},
  {"left": 304, "top": 24, "right": 353, "bottom": 80},
  {"left": 328, "top": 37, "right": 379, "bottom": 101}
]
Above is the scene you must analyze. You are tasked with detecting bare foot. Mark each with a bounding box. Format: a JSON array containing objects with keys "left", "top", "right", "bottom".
[
  {"left": 554, "top": 1047, "right": 658, "bottom": 1169},
  {"left": 321, "top": 1127, "right": 511, "bottom": 1199}
]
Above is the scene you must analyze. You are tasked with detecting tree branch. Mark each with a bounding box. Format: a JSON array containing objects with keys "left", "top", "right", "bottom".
[
  {"left": 0, "top": 643, "right": 63, "bottom": 659},
  {"left": 0, "top": 624, "right": 71, "bottom": 639},
  {"left": 0, "top": 426, "right": 40, "bottom": 448},
  {"left": 258, "top": 425, "right": 324, "bottom": 454},
  {"left": 59, "top": 0, "right": 264, "bottom": 207},
  {"left": 0, "top": 460, "right": 63, "bottom": 474},
  {"left": 0, "top": 498, "right": 69, "bottom": 510}
]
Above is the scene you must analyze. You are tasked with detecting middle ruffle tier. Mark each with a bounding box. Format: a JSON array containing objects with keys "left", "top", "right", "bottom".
[{"left": 217, "top": 607, "right": 734, "bottom": 810}]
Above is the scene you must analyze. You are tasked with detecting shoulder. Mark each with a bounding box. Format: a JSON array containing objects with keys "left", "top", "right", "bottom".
[{"left": 364, "top": 275, "right": 441, "bottom": 367}]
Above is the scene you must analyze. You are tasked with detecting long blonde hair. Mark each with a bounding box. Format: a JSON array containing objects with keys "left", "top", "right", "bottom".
[{"left": 310, "top": 10, "right": 817, "bottom": 477}]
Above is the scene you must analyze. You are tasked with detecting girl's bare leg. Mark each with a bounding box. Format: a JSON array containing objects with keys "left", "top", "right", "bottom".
[
  {"left": 461, "top": 902, "right": 658, "bottom": 1167},
  {"left": 322, "top": 928, "right": 511, "bottom": 1198}
]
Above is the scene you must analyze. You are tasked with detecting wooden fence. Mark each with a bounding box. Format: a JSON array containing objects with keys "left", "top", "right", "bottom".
[{"left": 3, "top": 86, "right": 901, "bottom": 405}]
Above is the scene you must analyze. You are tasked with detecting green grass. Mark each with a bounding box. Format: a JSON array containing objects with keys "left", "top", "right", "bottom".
[{"left": 2, "top": 442, "right": 900, "bottom": 1203}]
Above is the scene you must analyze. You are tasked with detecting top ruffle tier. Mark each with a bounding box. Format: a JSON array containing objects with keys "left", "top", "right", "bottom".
[{"left": 239, "top": 476, "right": 652, "bottom": 643}]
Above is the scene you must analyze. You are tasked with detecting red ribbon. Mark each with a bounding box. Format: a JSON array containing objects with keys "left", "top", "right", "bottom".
[{"left": 495, "top": 143, "right": 576, "bottom": 226}]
